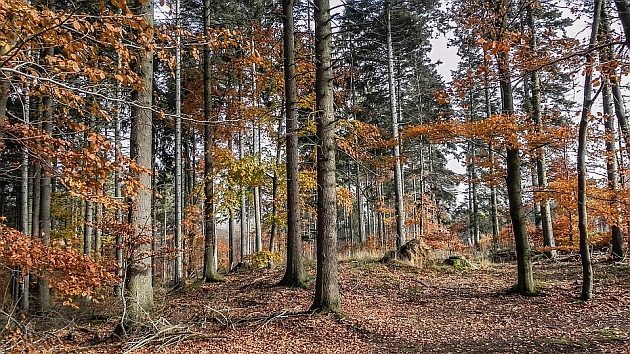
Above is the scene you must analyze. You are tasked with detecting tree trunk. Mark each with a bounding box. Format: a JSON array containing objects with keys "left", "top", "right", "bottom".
[
  {"left": 602, "top": 5, "right": 626, "bottom": 259},
  {"left": 239, "top": 131, "right": 248, "bottom": 261},
  {"left": 84, "top": 200, "right": 93, "bottom": 256},
  {"left": 614, "top": 0, "right": 630, "bottom": 46},
  {"left": 173, "top": 0, "right": 184, "bottom": 285},
  {"left": 279, "top": 0, "right": 306, "bottom": 287},
  {"left": 526, "top": 5, "right": 556, "bottom": 257},
  {"left": 126, "top": 0, "right": 155, "bottom": 324},
  {"left": 311, "top": 0, "right": 340, "bottom": 313},
  {"left": 114, "top": 78, "right": 123, "bottom": 297},
  {"left": 497, "top": 0, "right": 535, "bottom": 295},
  {"left": 38, "top": 56, "right": 53, "bottom": 312},
  {"left": 203, "top": 0, "right": 219, "bottom": 282},
  {"left": 385, "top": 0, "right": 405, "bottom": 248},
  {"left": 577, "top": 0, "right": 602, "bottom": 302},
  {"left": 19, "top": 90, "right": 30, "bottom": 311}
]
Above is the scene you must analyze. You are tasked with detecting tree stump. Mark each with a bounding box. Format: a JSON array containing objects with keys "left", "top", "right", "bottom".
[{"left": 381, "top": 239, "right": 430, "bottom": 268}]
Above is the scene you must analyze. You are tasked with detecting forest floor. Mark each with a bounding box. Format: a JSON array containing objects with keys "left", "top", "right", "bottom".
[{"left": 8, "top": 255, "right": 630, "bottom": 353}]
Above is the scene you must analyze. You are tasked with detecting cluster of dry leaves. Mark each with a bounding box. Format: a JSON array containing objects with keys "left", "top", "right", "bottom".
[{"left": 4, "top": 256, "right": 629, "bottom": 353}]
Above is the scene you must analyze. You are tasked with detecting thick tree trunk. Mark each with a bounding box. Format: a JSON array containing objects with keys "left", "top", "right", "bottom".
[
  {"left": 84, "top": 200, "right": 93, "bottom": 256},
  {"left": 203, "top": 0, "right": 219, "bottom": 282},
  {"left": 385, "top": 0, "right": 405, "bottom": 248},
  {"left": 311, "top": 0, "right": 340, "bottom": 313},
  {"left": 126, "top": 0, "right": 155, "bottom": 324},
  {"left": 577, "top": 0, "right": 602, "bottom": 302},
  {"left": 279, "top": 0, "right": 307, "bottom": 287},
  {"left": 114, "top": 81, "right": 123, "bottom": 297},
  {"left": 497, "top": 0, "right": 535, "bottom": 295}
]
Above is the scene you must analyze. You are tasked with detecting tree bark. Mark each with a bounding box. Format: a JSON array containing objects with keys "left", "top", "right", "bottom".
[
  {"left": 496, "top": 0, "right": 535, "bottom": 295},
  {"left": 19, "top": 90, "right": 30, "bottom": 311},
  {"left": 614, "top": 0, "right": 630, "bottom": 46},
  {"left": 311, "top": 0, "right": 340, "bottom": 313},
  {"left": 602, "top": 5, "right": 626, "bottom": 259},
  {"left": 38, "top": 58, "right": 53, "bottom": 312},
  {"left": 203, "top": 0, "right": 219, "bottom": 282},
  {"left": 577, "top": 0, "right": 602, "bottom": 302},
  {"left": 385, "top": 0, "right": 405, "bottom": 248},
  {"left": 126, "top": 0, "right": 155, "bottom": 324},
  {"left": 526, "top": 5, "right": 556, "bottom": 257},
  {"left": 173, "top": 0, "right": 184, "bottom": 285},
  {"left": 279, "top": 0, "right": 307, "bottom": 287}
]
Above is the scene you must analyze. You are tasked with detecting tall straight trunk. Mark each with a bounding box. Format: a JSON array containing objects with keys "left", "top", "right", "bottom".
[
  {"left": 496, "top": 0, "right": 535, "bottom": 295},
  {"left": 173, "top": 0, "right": 184, "bottom": 285},
  {"left": 38, "top": 49, "right": 53, "bottom": 311},
  {"left": 602, "top": 77, "right": 624, "bottom": 259},
  {"left": 114, "top": 79, "right": 124, "bottom": 297},
  {"left": 203, "top": 0, "right": 219, "bottom": 282},
  {"left": 228, "top": 135, "right": 236, "bottom": 269},
  {"left": 19, "top": 90, "right": 30, "bottom": 311},
  {"left": 526, "top": 5, "right": 555, "bottom": 257},
  {"left": 356, "top": 160, "right": 365, "bottom": 245},
  {"left": 279, "top": 0, "right": 307, "bottom": 287},
  {"left": 239, "top": 131, "right": 247, "bottom": 261},
  {"left": 614, "top": 0, "right": 630, "bottom": 46},
  {"left": 385, "top": 0, "right": 405, "bottom": 248},
  {"left": 602, "top": 5, "right": 626, "bottom": 259},
  {"left": 251, "top": 37, "right": 263, "bottom": 254},
  {"left": 311, "top": 0, "right": 340, "bottom": 313},
  {"left": 126, "top": 0, "right": 155, "bottom": 324},
  {"left": 0, "top": 41, "right": 12, "bottom": 131},
  {"left": 577, "top": 0, "right": 602, "bottom": 302}
]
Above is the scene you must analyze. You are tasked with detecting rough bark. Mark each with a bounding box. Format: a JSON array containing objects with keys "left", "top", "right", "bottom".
[
  {"left": 126, "top": 0, "right": 155, "bottom": 324},
  {"left": 279, "top": 0, "right": 306, "bottom": 287},
  {"left": 577, "top": 0, "right": 602, "bottom": 301},
  {"left": 311, "top": 0, "right": 340, "bottom": 313}
]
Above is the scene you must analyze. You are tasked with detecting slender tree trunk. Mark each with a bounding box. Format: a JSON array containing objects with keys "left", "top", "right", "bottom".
[
  {"left": 496, "top": 0, "right": 535, "bottom": 295},
  {"left": 173, "top": 0, "right": 184, "bottom": 285},
  {"left": 239, "top": 131, "right": 247, "bottom": 262},
  {"left": 126, "top": 0, "right": 155, "bottom": 324},
  {"left": 19, "top": 90, "right": 30, "bottom": 311},
  {"left": 280, "top": 0, "right": 306, "bottom": 286},
  {"left": 311, "top": 0, "right": 340, "bottom": 313},
  {"left": 602, "top": 5, "right": 626, "bottom": 259},
  {"left": 385, "top": 0, "right": 405, "bottom": 248},
  {"left": 38, "top": 54, "right": 53, "bottom": 312},
  {"left": 84, "top": 200, "right": 93, "bottom": 256},
  {"left": 203, "top": 0, "right": 219, "bottom": 282},
  {"left": 526, "top": 5, "right": 556, "bottom": 257},
  {"left": 114, "top": 80, "right": 124, "bottom": 297},
  {"left": 577, "top": 0, "right": 602, "bottom": 302}
]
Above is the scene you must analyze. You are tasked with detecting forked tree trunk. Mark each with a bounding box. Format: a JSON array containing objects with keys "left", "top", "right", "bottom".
[
  {"left": 311, "top": 0, "right": 340, "bottom": 313},
  {"left": 577, "top": 0, "right": 603, "bottom": 302}
]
